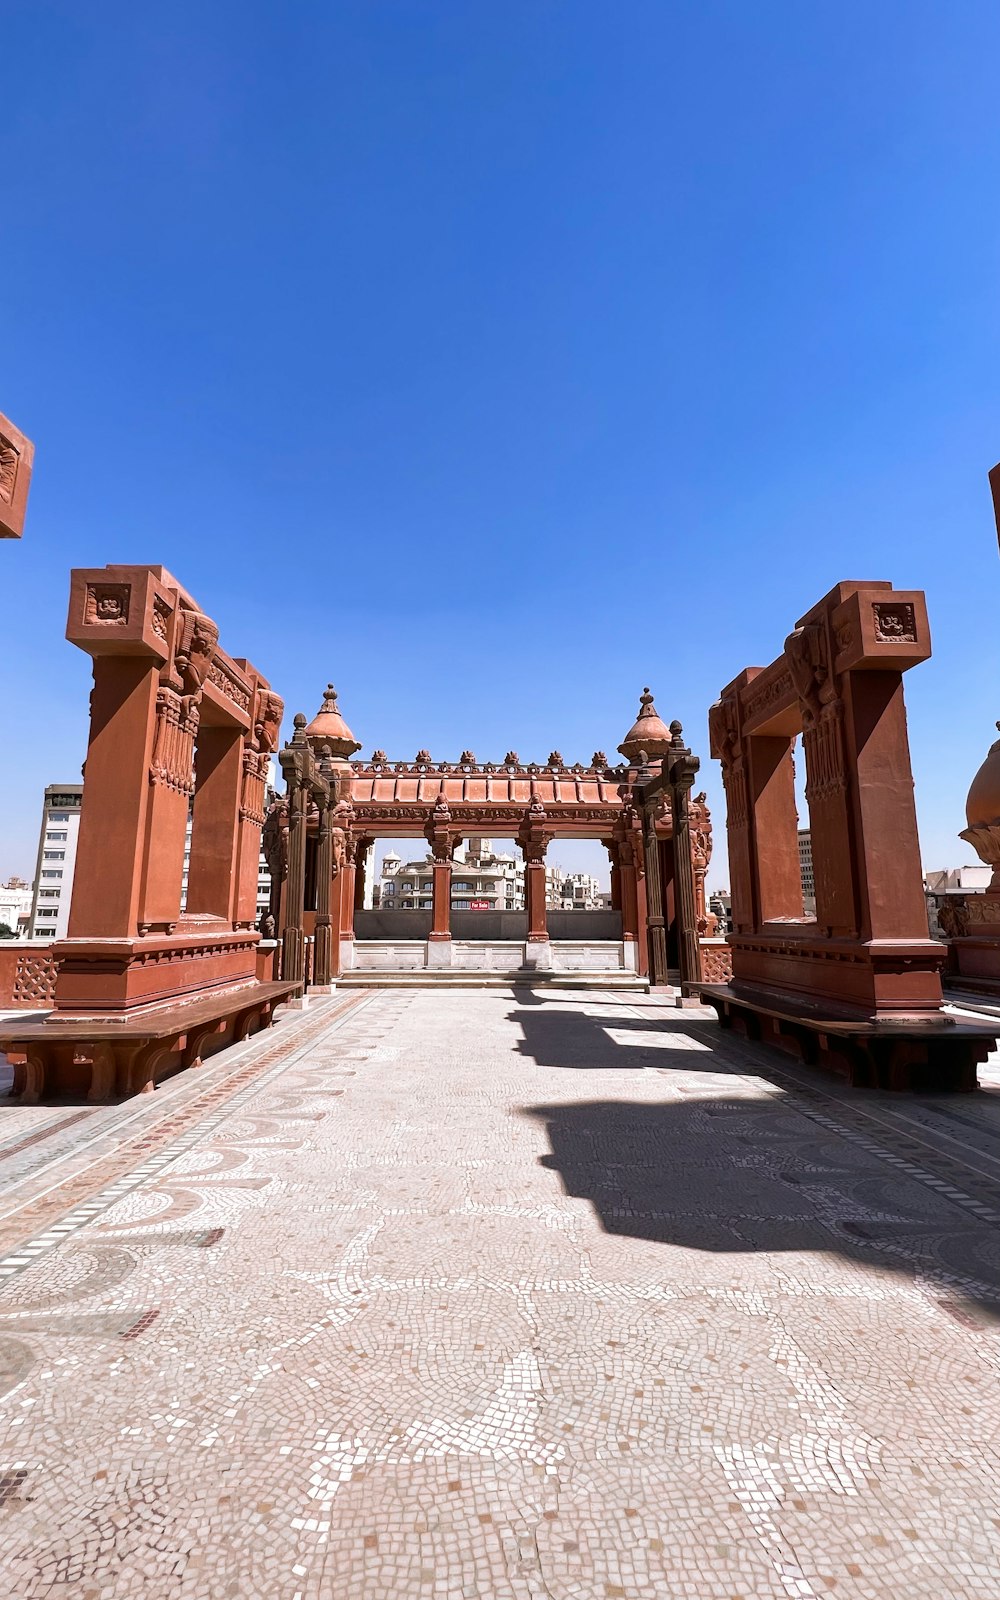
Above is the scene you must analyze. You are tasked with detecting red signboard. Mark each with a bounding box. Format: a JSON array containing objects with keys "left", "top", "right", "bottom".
[{"left": 469, "top": 899, "right": 491, "bottom": 910}]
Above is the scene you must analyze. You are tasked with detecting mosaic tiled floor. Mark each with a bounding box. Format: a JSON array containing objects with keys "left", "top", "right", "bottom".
[{"left": 2, "top": 988, "right": 1000, "bottom": 1596}]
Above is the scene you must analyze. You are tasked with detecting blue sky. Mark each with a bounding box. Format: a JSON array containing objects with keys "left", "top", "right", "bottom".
[{"left": 4, "top": 1, "right": 1000, "bottom": 890}]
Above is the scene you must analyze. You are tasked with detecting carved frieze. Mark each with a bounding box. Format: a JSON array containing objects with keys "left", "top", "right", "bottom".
[
  {"left": 208, "top": 658, "right": 252, "bottom": 714},
  {"left": 741, "top": 668, "right": 794, "bottom": 727}
]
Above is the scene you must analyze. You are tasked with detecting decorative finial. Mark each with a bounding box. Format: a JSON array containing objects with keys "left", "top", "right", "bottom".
[
  {"left": 293, "top": 712, "right": 307, "bottom": 729},
  {"left": 617, "top": 686, "right": 672, "bottom": 762}
]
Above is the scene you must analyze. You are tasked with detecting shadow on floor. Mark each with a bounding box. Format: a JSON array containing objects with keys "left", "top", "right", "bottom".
[
  {"left": 508, "top": 999, "right": 725, "bottom": 1070},
  {"left": 521, "top": 1091, "right": 1000, "bottom": 1314}
]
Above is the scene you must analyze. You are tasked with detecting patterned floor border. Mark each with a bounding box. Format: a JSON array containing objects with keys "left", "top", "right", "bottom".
[{"left": 0, "top": 990, "right": 374, "bottom": 1285}]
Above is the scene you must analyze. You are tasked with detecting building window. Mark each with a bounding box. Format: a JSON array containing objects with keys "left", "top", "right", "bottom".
[
  {"left": 39, "top": 889, "right": 60, "bottom": 899},
  {"left": 46, "top": 831, "right": 68, "bottom": 843},
  {"left": 48, "top": 812, "right": 69, "bottom": 824},
  {"left": 36, "top": 908, "right": 58, "bottom": 918},
  {"left": 401, "top": 899, "right": 413, "bottom": 908},
  {"left": 43, "top": 851, "right": 65, "bottom": 861},
  {"left": 41, "top": 870, "right": 62, "bottom": 880},
  {"left": 401, "top": 881, "right": 413, "bottom": 892}
]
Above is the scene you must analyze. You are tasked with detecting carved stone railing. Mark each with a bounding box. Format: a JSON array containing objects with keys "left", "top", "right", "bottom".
[
  {"left": 0, "top": 944, "right": 58, "bottom": 1010},
  {"left": 698, "top": 938, "right": 733, "bottom": 985}
]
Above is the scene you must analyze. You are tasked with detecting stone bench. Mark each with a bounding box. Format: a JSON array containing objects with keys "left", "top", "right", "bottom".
[
  {"left": 694, "top": 981, "right": 999, "bottom": 1092},
  {"left": 0, "top": 980, "right": 301, "bottom": 1103}
]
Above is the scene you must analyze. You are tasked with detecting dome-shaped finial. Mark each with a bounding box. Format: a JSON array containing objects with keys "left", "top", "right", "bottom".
[
  {"left": 618, "top": 687, "right": 672, "bottom": 763},
  {"left": 293, "top": 712, "right": 307, "bottom": 729},
  {"left": 303, "top": 680, "right": 362, "bottom": 759}
]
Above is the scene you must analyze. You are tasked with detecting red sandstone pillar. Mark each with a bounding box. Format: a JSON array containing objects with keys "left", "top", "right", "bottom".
[
  {"left": 313, "top": 791, "right": 334, "bottom": 989},
  {"left": 605, "top": 840, "right": 623, "bottom": 912},
  {"left": 340, "top": 846, "right": 357, "bottom": 942},
  {"left": 842, "top": 672, "right": 929, "bottom": 941},
  {"left": 354, "top": 840, "right": 371, "bottom": 913},
  {"left": 68, "top": 657, "right": 162, "bottom": 939},
  {"left": 643, "top": 804, "right": 669, "bottom": 985},
  {"left": 525, "top": 851, "right": 549, "bottom": 943},
  {"left": 429, "top": 858, "right": 453, "bottom": 941}
]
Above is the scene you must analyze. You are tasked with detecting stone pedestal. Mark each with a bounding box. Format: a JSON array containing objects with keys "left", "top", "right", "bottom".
[
  {"left": 522, "top": 939, "right": 553, "bottom": 971},
  {"left": 426, "top": 938, "right": 454, "bottom": 968}
]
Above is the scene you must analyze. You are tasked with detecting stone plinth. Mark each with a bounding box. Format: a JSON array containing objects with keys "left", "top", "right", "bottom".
[{"left": 50, "top": 929, "right": 260, "bottom": 1021}]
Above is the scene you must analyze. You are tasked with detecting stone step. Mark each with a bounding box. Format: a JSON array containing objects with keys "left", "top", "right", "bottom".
[{"left": 335, "top": 971, "right": 651, "bottom": 991}]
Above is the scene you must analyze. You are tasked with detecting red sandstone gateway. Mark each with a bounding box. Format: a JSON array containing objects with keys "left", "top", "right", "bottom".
[
  {"left": 264, "top": 683, "right": 716, "bottom": 988},
  {"left": 1, "top": 565, "right": 297, "bottom": 1101},
  {"left": 695, "top": 579, "right": 998, "bottom": 1090}
]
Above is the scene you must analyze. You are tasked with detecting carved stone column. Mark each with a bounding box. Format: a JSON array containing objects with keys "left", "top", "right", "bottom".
[
  {"left": 279, "top": 716, "right": 309, "bottom": 987},
  {"left": 234, "top": 688, "right": 282, "bottom": 930},
  {"left": 518, "top": 798, "right": 552, "bottom": 968},
  {"left": 340, "top": 838, "right": 358, "bottom": 942},
  {"left": 354, "top": 838, "right": 372, "bottom": 913},
  {"left": 666, "top": 724, "right": 703, "bottom": 995},
  {"left": 429, "top": 857, "right": 453, "bottom": 943},
  {"left": 643, "top": 798, "right": 670, "bottom": 986},
  {"left": 313, "top": 783, "right": 334, "bottom": 990},
  {"left": 425, "top": 787, "right": 455, "bottom": 962},
  {"left": 524, "top": 846, "right": 549, "bottom": 943},
  {"left": 604, "top": 838, "right": 622, "bottom": 913}
]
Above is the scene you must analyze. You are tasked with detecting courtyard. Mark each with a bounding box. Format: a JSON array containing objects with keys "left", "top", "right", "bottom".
[{"left": 0, "top": 988, "right": 999, "bottom": 1597}]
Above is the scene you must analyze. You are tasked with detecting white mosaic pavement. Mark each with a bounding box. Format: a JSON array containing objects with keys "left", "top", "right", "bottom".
[{"left": 1, "top": 987, "right": 1000, "bottom": 1597}]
